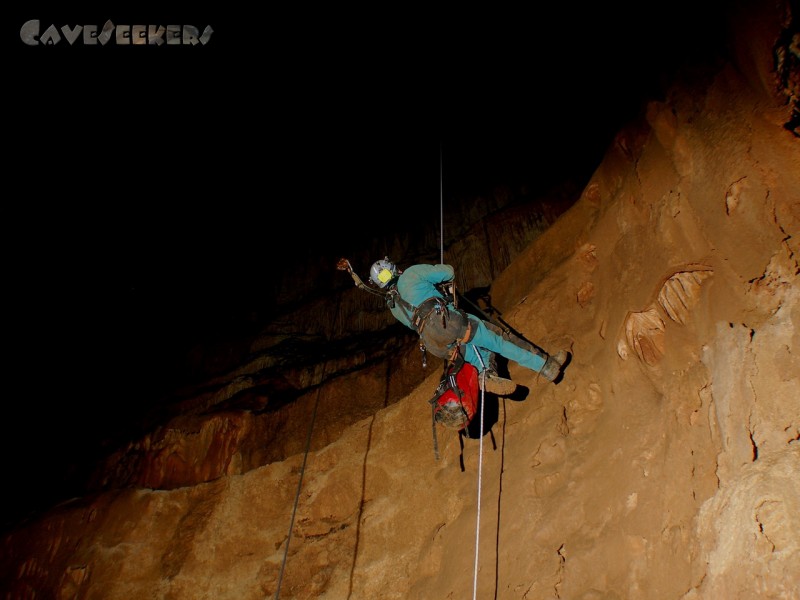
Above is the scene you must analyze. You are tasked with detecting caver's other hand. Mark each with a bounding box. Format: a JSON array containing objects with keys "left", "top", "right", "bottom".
[{"left": 336, "top": 258, "right": 353, "bottom": 273}]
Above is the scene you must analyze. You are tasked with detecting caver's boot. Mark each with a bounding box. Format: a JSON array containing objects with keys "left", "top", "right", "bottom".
[
  {"left": 480, "top": 352, "right": 518, "bottom": 395},
  {"left": 539, "top": 350, "right": 570, "bottom": 383},
  {"left": 482, "top": 371, "right": 518, "bottom": 395}
]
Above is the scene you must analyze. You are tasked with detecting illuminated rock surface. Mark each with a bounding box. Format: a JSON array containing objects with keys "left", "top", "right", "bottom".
[{"left": 2, "top": 2, "right": 798, "bottom": 598}]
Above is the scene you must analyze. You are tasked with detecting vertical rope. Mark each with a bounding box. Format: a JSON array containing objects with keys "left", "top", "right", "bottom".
[
  {"left": 275, "top": 285, "right": 345, "bottom": 598},
  {"left": 440, "top": 143, "right": 444, "bottom": 264},
  {"left": 442, "top": 146, "right": 484, "bottom": 596},
  {"left": 274, "top": 386, "right": 322, "bottom": 599},
  {"left": 472, "top": 349, "right": 487, "bottom": 599}
]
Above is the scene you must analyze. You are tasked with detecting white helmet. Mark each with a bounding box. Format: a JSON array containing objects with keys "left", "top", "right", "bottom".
[{"left": 370, "top": 257, "right": 398, "bottom": 288}]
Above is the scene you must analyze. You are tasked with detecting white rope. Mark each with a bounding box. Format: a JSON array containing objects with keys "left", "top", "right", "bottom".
[
  {"left": 472, "top": 350, "right": 487, "bottom": 599},
  {"left": 441, "top": 148, "right": 484, "bottom": 597},
  {"left": 440, "top": 143, "right": 444, "bottom": 264}
]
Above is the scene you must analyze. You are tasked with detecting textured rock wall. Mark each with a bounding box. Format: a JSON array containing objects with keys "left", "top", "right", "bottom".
[{"left": 1, "top": 2, "right": 798, "bottom": 599}]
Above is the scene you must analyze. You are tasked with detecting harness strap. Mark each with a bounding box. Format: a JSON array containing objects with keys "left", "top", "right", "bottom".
[
  {"left": 411, "top": 296, "right": 448, "bottom": 334},
  {"left": 386, "top": 288, "right": 415, "bottom": 323}
]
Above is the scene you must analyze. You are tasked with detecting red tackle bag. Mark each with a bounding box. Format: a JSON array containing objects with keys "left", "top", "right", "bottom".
[{"left": 429, "top": 360, "right": 479, "bottom": 430}]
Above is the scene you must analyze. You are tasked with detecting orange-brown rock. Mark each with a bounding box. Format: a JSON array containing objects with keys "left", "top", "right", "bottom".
[{"left": 2, "top": 2, "right": 798, "bottom": 599}]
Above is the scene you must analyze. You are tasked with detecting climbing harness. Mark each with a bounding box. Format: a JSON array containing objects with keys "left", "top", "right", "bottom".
[{"left": 412, "top": 296, "right": 450, "bottom": 334}]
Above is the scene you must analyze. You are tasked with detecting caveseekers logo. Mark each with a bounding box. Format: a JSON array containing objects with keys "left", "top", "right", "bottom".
[{"left": 20, "top": 19, "right": 213, "bottom": 46}]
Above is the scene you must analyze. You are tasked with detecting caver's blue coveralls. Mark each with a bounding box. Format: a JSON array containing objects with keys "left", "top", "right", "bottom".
[{"left": 387, "top": 263, "right": 550, "bottom": 375}]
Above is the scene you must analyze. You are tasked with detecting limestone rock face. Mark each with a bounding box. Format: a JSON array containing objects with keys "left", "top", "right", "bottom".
[{"left": 2, "top": 2, "right": 799, "bottom": 599}]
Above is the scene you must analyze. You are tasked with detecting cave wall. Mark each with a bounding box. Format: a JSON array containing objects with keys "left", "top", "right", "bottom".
[{"left": 1, "top": 1, "right": 798, "bottom": 598}]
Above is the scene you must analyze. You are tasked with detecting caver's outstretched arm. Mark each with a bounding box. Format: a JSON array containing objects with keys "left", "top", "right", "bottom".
[{"left": 337, "top": 258, "right": 385, "bottom": 298}]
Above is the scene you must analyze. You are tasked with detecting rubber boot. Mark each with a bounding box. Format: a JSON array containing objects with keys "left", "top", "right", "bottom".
[
  {"left": 482, "top": 372, "right": 517, "bottom": 395},
  {"left": 539, "top": 350, "right": 569, "bottom": 382},
  {"left": 480, "top": 352, "right": 517, "bottom": 395}
]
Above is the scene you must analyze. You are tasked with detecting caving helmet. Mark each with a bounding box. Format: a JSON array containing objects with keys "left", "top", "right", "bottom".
[{"left": 370, "top": 257, "right": 398, "bottom": 288}]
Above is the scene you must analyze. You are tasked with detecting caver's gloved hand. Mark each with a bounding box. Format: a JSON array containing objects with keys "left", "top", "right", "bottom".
[{"left": 435, "top": 280, "right": 456, "bottom": 304}]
